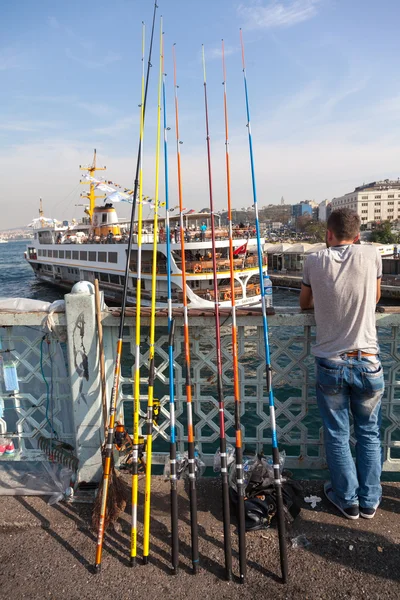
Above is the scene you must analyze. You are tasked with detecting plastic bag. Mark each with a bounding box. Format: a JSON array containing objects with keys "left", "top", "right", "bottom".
[
  {"left": 213, "top": 442, "right": 235, "bottom": 473},
  {"left": 163, "top": 445, "right": 205, "bottom": 480}
]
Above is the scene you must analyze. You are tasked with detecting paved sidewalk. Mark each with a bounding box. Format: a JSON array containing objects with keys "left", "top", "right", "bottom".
[{"left": 0, "top": 478, "right": 399, "bottom": 600}]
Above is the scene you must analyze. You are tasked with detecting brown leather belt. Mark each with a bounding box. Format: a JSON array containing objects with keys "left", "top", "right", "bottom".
[{"left": 343, "top": 351, "right": 377, "bottom": 357}]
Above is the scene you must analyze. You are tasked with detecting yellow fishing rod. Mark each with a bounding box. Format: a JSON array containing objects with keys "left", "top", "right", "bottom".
[
  {"left": 143, "top": 16, "right": 163, "bottom": 565},
  {"left": 131, "top": 20, "right": 146, "bottom": 568},
  {"left": 94, "top": 0, "right": 157, "bottom": 573}
]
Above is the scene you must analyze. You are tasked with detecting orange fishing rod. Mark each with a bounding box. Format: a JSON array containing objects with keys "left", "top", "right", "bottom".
[
  {"left": 222, "top": 39, "right": 246, "bottom": 584},
  {"left": 173, "top": 43, "right": 199, "bottom": 575}
]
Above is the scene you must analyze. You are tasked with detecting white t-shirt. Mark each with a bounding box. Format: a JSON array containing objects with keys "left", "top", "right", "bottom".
[{"left": 303, "top": 244, "right": 382, "bottom": 358}]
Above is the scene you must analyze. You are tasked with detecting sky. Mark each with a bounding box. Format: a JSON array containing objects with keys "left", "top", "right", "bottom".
[{"left": 2, "top": 0, "right": 400, "bottom": 229}]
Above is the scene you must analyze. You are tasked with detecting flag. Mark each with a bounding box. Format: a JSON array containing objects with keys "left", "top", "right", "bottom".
[
  {"left": 185, "top": 209, "right": 196, "bottom": 215},
  {"left": 106, "top": 191, "right": 132, "bottom": 204},
  {"left": 96, "top": 182, "right": 116, "bottom": 193},
  {"left": 81, "top": 174, "right": 102, "bottom": 183},
  {"left": 233, "top": 241, "right": 248, "bottom": 256}
]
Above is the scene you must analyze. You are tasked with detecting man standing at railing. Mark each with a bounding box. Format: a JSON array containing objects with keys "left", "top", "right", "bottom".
[
  {"left": 200, "top": 221, "right": 207, "bottom": 242},
  {"left": 300, "top": 208, "right": 384, "bottom": 521}
]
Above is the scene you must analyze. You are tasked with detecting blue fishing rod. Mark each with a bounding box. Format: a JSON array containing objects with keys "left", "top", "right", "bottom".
[
  {"left": 239, "top": 29, "right": 288, "bottom": 584},
  {"left": 162, "top": 48, "right": 179, "bottom": 575}
]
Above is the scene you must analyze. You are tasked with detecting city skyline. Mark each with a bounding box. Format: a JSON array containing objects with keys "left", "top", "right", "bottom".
[{"left": 2, "top": 0, "right": 400, "bottom": 229}]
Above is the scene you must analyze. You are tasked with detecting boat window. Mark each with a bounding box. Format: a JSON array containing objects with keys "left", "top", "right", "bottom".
[
  {"left": 42, "top": 250, "right": 47, "bottom": 257},
  {"left": 98, "top": 252, "right": 107, "bottom": 262},
  {"left": 89, "top": 251, "right": 96, "bottom": 261},
  {"left": 120, "top": 276, "right": 126, "bottom": 286},
  {"left": 99, "top": 273, "right": 109, "bottom": 282},
  {"left": 109, "top": 274, "right": 120, "bottom": 285},
  {"left": 102, "top": 214, "right": 107, "bottom": 223},
  {"left": 80, "top": 251, "right": 87, "bottom": 261},
  {"left": 66, "top": 251, "right": 71, "bottom": 259},
  {"left": 108, "top": 252, "right": 118, "bottom": 264},
  {"left": 38, "top": 249, "right": 42, "bottom": 256},
  {"left": 59, "top": 250, "right": 64, "bottom": 258},
  {"left": 48, "top": 250, "right": 53, "bottom": 257},
  {"left": 53, "top": 250, "right": 58, "bottom": 258},
  {"left": 72, "top": 251, "right": 79, "bottom": 260}
]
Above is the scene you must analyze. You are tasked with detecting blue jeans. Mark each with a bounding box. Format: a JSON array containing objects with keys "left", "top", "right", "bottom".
[{"left": 315, "top": 354, "right": 384, "bottom": 509}]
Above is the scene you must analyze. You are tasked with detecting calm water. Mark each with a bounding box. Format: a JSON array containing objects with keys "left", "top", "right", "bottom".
[{"left": 0, "top": 240, "right": 63, "bottom": 302}]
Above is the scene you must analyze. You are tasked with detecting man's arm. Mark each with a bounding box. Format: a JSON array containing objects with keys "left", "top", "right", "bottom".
[
  {"left": 300, "top": 283, "right": 314, "bottom": 310},
  {"left": 376, "top": 277, "right": 381, "bottom": 304}
]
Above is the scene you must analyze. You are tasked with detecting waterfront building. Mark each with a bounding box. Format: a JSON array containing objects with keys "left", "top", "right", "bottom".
[
  {"left": 318, "top": 199, "right": 331, "bottom": 222},
  {"left": 331, "top": 179, "right": 400, "bottom": 225},
  {"left": 292, "top": 202, "right": 313, "bottom": 219}
]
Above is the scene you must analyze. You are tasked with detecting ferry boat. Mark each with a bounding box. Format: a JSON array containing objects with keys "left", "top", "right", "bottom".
[
  {"left": 25, "top": 153, "right": 268, "bottom": 308},
  {"left": 0, "top": 238, "right": 7, "bottom": 244}
]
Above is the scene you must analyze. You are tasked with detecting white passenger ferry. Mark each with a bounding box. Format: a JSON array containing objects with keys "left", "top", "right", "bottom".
[{"left": 25, "top": 154, "right": 267, "bottom": 308}]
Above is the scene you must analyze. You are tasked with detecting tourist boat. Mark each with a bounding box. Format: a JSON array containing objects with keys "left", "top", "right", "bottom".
[
  {"left": 25, "top": 154, "right": 268, "bottom": 308},
  {"left": 0, "top": 238, "right": 7, "bottom": 244}
]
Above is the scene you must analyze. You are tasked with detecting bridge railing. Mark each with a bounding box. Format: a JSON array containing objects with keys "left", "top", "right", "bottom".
[{"left": 0, "top": 291, "right": 399, "bottom": 488}]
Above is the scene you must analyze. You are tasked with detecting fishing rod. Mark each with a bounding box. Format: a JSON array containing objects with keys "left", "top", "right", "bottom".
[
  {"left": 221, "top": 39, "right": 246, "bottom": 585},
  {"left": 201, "top": 45, "right": 232, "bottom": 582},
  {"left": 131, "top": 20, "right": 148, "bottom": 568},
  {"left": 239, "top": 29, "right": 288, "bottom": 584},
  {"left": 163, "top": 42, "right": 179, "bottom": 575},
  {"left": 94, "top": 1, "right": 158, "bottom": 573},
  {"left": 143, "top": 15, "right": 163, "bottom": 566},
  {"left": 173, "top": 43, "right": 199, "bottom": 575}
]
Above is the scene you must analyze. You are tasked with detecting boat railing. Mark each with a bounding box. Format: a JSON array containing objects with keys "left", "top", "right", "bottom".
[
  {"left": 175, "top": 255, "right": 267, "bottom": 273},
  {"left": 159, "top": 228, "right": 258, "bottom": 243}
]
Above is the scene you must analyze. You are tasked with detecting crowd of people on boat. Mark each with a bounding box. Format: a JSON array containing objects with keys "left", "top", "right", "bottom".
[{"left": 55, "top": 220, "right": 258, "bottom": 246}]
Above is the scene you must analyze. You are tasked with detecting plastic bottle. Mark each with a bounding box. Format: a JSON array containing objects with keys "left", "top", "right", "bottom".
[{"left": 263, "top": 272, "right": 273, "bottom": 308}]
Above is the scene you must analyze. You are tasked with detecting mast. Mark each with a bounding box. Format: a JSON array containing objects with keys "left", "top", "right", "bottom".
[{"left": 79, "top": 149, "right": 107, "bottom": 221}]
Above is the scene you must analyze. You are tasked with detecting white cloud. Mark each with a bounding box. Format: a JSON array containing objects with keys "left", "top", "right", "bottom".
[
  {"left": 94, "top": 116, "right": 138, "bottom": 136},
  {"left": 238, "top": 0, "right": 322, "bottom": 29},
  {"left": 65, "top": 48, "right": 121, "bottom": 69},
  {"left": 77, "top": 102, "right": 114, "bottom": 117},
  {"left": 0, "top": 120, "right": 61, "bottom": 132},
  {"left": 205, "top": 44, "right": 238, "bottom": 61}
]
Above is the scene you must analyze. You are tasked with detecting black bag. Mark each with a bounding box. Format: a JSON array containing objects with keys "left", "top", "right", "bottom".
[{"left": 230, "top": 457, "right": 303, "bottom": 532}]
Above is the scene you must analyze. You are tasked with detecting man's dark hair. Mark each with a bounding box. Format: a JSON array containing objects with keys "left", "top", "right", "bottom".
[{"left": 327, "top": 208, "right": 360, "bottom": 241}]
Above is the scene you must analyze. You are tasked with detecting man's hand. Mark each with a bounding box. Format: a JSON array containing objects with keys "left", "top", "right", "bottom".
[
  {"left": 300, "top": 283, "right": 314, "bottom": 310},
  {"left": 376, "top": 278, "right": 381, "bottom": 304}
]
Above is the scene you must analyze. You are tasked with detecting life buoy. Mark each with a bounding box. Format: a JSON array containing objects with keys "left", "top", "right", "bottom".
[
  {"left": 224, "top": 291, "right": 231, "bottom": 301},
  {"left": 194, "top": 264, "right": 202, "bottom": 273},
  {"left": 256, "top": 286, "right": 261, "bottom": 295}
]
